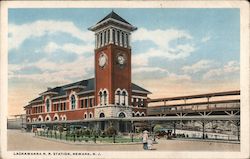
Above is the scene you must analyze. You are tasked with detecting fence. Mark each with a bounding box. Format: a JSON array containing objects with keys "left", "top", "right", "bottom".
[{"left": 35, "top": 130, "right": 141, "bottom": 143}]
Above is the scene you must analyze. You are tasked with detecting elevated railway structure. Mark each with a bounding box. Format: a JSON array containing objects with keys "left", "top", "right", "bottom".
[
  {"left": 147, "top": 90, "right": 240, "bottom": 117},
  {"left": 145, "top": 90, "right": 240, "bottom": 140}
]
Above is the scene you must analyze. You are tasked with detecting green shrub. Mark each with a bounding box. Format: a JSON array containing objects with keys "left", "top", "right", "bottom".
[{"left": 105, "top": 126, "right": 117, "bottom": 137}]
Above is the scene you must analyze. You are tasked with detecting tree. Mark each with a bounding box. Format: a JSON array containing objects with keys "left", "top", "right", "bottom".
[
  {"left": 105, "top": 126, "right": 117, "bottom": 137},
  {"left": 153, "top": 124, "right": 163, "bottom": 133}
]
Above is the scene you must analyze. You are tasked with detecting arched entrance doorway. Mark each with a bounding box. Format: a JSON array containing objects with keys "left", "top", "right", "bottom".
[
  {"left": 99, "top": 113, "right": 105, "bottom": 130},
  {"left": 118, "top": 112, "right": 126, "bottom": 132}
]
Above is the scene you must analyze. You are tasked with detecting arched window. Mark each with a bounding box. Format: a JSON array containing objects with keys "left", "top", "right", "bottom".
[
  {"left": 84, "top": 113, "right": 87, "bottom": 119},
  {"left": 115, "top": 90, "right": 121, "bottom": 105},
  {"left": 89, "top": 113, "right": 93, "bottom": 118},
  {"left": 38, "top": 116, "right": 43, "bottom": 122},
  {"left": 99, "top": 91, "right": 103, "bottom": 105},
  {"left": 118, "top": 112, "right": 126, "bottom": 118},
  {"left": 122, "top": 91, "right": 126, "bottom": 106},
  {"left": 132, "top": 112, "right": 135, "bottom": 117},
  {"left": 46, "top": 99, "right": 50, "bottom": 112},
  {"left": 71, "top": 95, "right": 76, "bottom": 110},
  {"left": 136, "top": 112, "right": 140, "bottom": 117},
  {"left": 99, "top": 113, "right": 105, "bottom": 118},
  {"left": 103, "top": 91, "right": 107, "bottom": 105}
]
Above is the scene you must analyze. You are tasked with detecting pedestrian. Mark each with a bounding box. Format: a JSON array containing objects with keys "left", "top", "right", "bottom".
[
  {"left": 147, "top": 136, "right": 153, "bottom": 150},
  {"left": 142, "top": 130, "right": 148, "bottom": 150}
]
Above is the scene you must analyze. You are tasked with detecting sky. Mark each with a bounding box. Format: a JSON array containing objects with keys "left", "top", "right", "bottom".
[{"left": 8, "top": 8, "right": 240, "bottom": 116}]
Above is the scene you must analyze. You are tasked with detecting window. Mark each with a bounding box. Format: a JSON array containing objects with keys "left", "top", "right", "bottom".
[
  {"left": 85, "top": 99, "right": 88, "bottom": 108},
  {"left": 80, "top": 99, "right": 84, "bottom": 108},
  {"left": 71, "top": 95, "right": 76, "bottom": 110},
  {"left": 58, "top": 103, "right": 61, "bottom": 111},
  {"left": 99, "top": 90, "right": 108, "bottom": 105},
  {"left": 103, "top": 91, "right": 107, "bottom": 105},
  {"left": 115, "top": 90, "right": 121, "bottom": 105},
  {"left": 138, "top": 99, "right": 141, "bottom": 107},
  {"left": 84, "top": 113, "right": 87, "bottom": 119},
  {"left": 122, "top": 91, "right": 126, "bottom": 106},
  {"left": 46, "top": 99, "right": 50, "bottom": 112},
  {"left": 118, "top": 112, "right": 126, "bottom": 118},
  {"left": 99, "top": 92, "right": 102, "bottom": 105},
  {"left": 115, "top": 89, "right": 128, "bottom": 106},
  {"left": 121, "top": 32, "right": 124, "bottom": 46},
  {"left": 104, "top": 31, "right": 106, "bottom": 44},
  {"left": 62, "top": 103, "right": 66, "bottom": 110},
  {"left": 89, "top": 98, "right": 93, "bottom": 107},
  {"left": 142, "top": 99, "right": 146, "bottom": 107},
  {"left": 133, "top": 98, "right": 136, "bottom": 106},
  {"left": 89, "top": 113, "right": 92, "bottom": 118},
  {"left": 100, "top": 32, "right": 103, "bottom": 46},
  {"left": 99, "top": 113, "right": 105, "bottom": 118},
  {"left": 117, "top": 31, "right": 120, "bottom": 45},
  {"left": 113, "top": 29, "right": 115, "bottom": 43},
  {"left": 108, "top": 30, "right": 110, "bottom": 43}
]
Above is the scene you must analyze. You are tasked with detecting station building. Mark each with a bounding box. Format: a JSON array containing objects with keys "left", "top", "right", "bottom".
[
  {"left": 24, "top": 11, "right": 151, "bottom": 132},
  {"left": 23, "top": 11, "right": 240, "bottom": 134}
]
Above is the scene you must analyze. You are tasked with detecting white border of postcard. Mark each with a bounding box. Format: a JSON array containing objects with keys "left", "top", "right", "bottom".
[{"left": 0, "top": 1, "right": 249, "bottom": 159}]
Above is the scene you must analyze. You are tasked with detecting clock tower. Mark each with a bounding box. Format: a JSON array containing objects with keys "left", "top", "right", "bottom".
[{"left": 89, "top": 11, "right": 137, "bottom": 118}]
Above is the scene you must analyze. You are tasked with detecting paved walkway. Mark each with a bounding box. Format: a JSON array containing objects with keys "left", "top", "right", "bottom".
[{"left": 8, "top": 130, "right": 240, "bottom": 151}]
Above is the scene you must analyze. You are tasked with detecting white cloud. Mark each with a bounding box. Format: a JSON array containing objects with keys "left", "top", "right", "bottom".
[
  {"left": 182, "top": 60, "right": 214, "bottom": 74},
  {"left": 203, "top": 60, "right": 239, "bottom": 79},
  {"left": 132, "top": 28, "right": 196, "bottom": 66},
  {"left": 133, "top": 28, "right": 192, "bottom": 48},
  {"left": 167, "top": 73, "right": 192, "bottom": 82},
  {"left": 8, "top": 55, "right": 94, "bottom": 84},
  {"left": 224, "top": 61, "right": 239, "bottom": 73},
  {"left": 9, "top": 20, "right": 93, "bottom": 50},
  {"left": 132, "top": 66, "right": 167, "bottom": 74},
  {"left": 201, "top": 35, "right": 211, "bottom": 43},
  {"left": 44, "top": 42, "right": 60, "bottom": 53},
  {"left": 43, "top": 42, "right": 94, "bottom": 55}
]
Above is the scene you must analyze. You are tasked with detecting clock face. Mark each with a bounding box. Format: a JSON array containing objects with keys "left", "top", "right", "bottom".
[
  {"left": 117, "top": 55, "right": 125, "bottom": 65},
  {"left": 98, "top": 53, "right": 107, "bottom": 67},
  {"left": 116, "top": 53, "right": 126, "bottom": 68}
]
